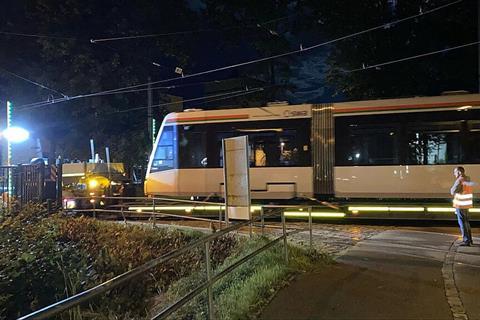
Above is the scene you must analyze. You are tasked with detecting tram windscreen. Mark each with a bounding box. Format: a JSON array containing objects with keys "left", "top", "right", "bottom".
[{"left": 151, "top": 126, "right": 176, "bottom": 172}]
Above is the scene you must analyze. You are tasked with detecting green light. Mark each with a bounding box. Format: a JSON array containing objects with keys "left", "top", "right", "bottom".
[
  {"left": 6, "top": 101, "right": 13, "bottom": 195},
  {"left": 152, "top": 119, "right": 156, "bottom": 146}
]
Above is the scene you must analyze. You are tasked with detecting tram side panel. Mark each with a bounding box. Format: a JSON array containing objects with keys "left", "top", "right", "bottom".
[
  {"left": 333, "top": 107, "right": 480, "bottom": 201},
  {"left": 334, "top": 165, "right": 480, "bottom": 199}
]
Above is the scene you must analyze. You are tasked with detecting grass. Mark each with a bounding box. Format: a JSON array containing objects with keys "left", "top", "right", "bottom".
[
  {"left": 1, "top": 206, "right": 332, "bottom": 319},
  {"left": 159, "top": 235, "right": 332, "bottom": 319}
]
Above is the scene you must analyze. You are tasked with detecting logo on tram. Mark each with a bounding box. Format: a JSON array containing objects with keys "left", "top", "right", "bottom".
[{"left": 283, "top": 110, "right": 308, "bottom": 118}]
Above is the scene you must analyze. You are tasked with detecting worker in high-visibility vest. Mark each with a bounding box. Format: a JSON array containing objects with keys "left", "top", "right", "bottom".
[{"left": 450, "top": 166, "right": 474, "bottom": 246}]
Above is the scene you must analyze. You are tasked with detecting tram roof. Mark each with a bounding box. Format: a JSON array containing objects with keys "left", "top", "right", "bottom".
[{"left": 164, "top": 93, "right": 480, "bottom": 124}]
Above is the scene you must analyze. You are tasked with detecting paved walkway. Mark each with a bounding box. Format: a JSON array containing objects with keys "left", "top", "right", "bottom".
[{"left": 261, "top": 230, "right": 480, "bottom": 320}]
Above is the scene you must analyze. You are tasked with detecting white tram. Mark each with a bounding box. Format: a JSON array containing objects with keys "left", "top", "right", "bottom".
[{"left": 145, "top": 93, "right": 480, "bottom": 203}]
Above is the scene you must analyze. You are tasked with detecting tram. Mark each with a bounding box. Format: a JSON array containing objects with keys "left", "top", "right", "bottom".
[{"left": 144, "top": 93, "right": 480, "bottom": 213}]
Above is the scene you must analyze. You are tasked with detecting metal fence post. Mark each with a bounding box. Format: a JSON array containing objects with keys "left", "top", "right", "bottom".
[
  {"left": 205, "top": 241, "right": 214, "bottom": 319},
  {"left": 308, "top": 206, "right": 313, "bottom": 249},
  {"left": 218, "top": 206, "right": 222, "bottom": 230},
  {"left": 261, "top": 207, "right": 265, "bottom": 236},
  {"left": 152, "top": 198, "right": 156, "bottom": 227},
  {"left": 56, "top": 157, "right": 63, "bottom": 207},
  {"left": 38, "top": 163, "right": 45, "bottom": 203},
  {"left": 121, "top": 205, "right": 127, "bottom": 226},
  {"left": 249, "top": 212, "right": 253, "bottom": 239},
  {"left": 282, "top": 210, "right": 288, "bottom": 263}
]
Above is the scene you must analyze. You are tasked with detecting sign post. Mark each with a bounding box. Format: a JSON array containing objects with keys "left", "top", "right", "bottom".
[{"left": 222, "top": 136, "right": 251, "bottom": 222}]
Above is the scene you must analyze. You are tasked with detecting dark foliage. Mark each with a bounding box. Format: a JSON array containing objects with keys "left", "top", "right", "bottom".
[{"left": 0, "top": 208, "right": 238, "bottom": 319}]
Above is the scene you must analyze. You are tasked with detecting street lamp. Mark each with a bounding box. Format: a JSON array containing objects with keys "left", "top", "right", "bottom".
[
  {"left": 1, "top": 101, "right": 30, "bottom": 198},
  {"left": 0, "top": 126, "right": 30, "bottom": 198},
  {"left": 2, "top": 126, "right": 30, "bottom": 144}
]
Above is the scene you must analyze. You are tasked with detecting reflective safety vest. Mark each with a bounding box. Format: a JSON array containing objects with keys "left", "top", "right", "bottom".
[{"left": 453, "top": 182, "right": 473, "bottom": 209}]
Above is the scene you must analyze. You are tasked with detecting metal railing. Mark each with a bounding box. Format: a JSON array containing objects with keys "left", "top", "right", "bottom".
[
  {"left": 18, "top": 199, "right": 317, "bottom": 320},
  {"left": 0, "top": 163, "right": 61, "bottom": 216},
  {"left": 64, "top": 195, "right": 230, "bottom": 227}
]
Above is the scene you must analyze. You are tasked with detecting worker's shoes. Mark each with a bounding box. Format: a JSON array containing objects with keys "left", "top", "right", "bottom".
[{"left": 459, "top": 241, "right": 472, "bottom": 247}]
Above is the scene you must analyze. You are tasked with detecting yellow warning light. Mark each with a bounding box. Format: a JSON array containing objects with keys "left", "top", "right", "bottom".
[{"left": 88, "top": 179, "right": 99, "bottom": 189}]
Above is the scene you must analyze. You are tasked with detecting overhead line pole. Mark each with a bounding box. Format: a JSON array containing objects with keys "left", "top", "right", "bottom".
[{"left": 147, "top": 77, "right": 153, "bottom": 146}]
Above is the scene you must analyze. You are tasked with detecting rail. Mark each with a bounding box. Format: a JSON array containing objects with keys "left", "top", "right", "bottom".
[{"left": 18, "top": 202, "right": 317, "bottom": 320}]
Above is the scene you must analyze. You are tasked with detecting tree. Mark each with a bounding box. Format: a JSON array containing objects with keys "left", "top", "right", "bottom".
[
  {"left": 295, "top": 0, "right": 477, "bottom": 100},
  {"left": 0, "top": 0, "right": 201, "bottom": 166}
]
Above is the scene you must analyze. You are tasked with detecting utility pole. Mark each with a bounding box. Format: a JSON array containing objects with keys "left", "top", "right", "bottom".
[{"left": 147, "top": 77, "right": 153, "bottom": 146}]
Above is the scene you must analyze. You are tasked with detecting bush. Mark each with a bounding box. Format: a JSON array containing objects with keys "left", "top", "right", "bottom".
[{"left": 0, "top": 208, "right": 238, "bottom": 319}]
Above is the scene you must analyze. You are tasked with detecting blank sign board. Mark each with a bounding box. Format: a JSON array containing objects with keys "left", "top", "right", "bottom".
[{"left": 222, "top": 136, "right": 251, "bottom": 220}]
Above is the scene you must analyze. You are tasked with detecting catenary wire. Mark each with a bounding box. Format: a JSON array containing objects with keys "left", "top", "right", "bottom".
[
  {"left": 58, "top": 0, "right": 467, "bottom": 99},
  {"left": 15, "top": 78, "right": 255, "bottom": 110},
  {"left": 0, "top": 66, "right": 68, "bottom": 98},
  {"left": 340, "top": 41, "right": 479, "bottom": 74},
  {"left": 17, "top": 87, "right": 264, "bottom": 113},
  {"left": 13, "top": 0, "right": 464, "bottom": 109},
  {"left": 15, "top": 38, "right": 474, "bottom": 111},
  {"left": 89, "top": 14, "right": 296, "bottom": 43},
  {"left": 0, "top": 14, "right": 295, "bottom": 42},
  {"left": 110, "top": 87, "right": 265, "bottom": 114},
  {"left": 0, "top": 30, "right": 76, "bottom": 40}
]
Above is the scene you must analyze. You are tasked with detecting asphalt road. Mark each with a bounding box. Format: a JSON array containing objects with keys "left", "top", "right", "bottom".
[{"left": 261, "top": 229, "right": 480, "bottom": 320}]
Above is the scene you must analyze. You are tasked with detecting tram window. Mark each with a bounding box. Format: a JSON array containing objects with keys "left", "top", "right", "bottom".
[
  {"left": 178, "top": 125, "right": 207, "bottom": 168},
  {"left": 213, "top": 119, "right": 310, "bottom": 168},
  {"left": 151, "top": 126, "right": 175, "bottom": 172},
  {"left": 467, "top": 121, "right": 480, "bottom": 163},
  {"left": 336, "top": 119, "right": 400, "bottom": 166},
  {"left": 406, "top": 122, "right": 463, "bottom": 164},
  {"left": 246, "top": 129, "right": 302, "bottom": 167}
]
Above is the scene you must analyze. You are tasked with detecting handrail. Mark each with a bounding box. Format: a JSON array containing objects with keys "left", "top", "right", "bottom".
[
  {"left": 18, "top": 205, "right": 315, "bottom": 320},
  {"left": 65, "top": 195, "right": 225, "bottom": 206},
  {"left": 153, "top": 228, "right": 304, "bottom": 319},
  {"left": 17, "top": 212, "right": 275, "bottom": 320}
]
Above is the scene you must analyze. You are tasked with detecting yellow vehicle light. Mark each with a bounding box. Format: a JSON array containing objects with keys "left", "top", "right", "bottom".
[
  {"left": 427, "top": 208, "right": 456, "bottom": 212},
  {"left": 388, "top": 207, "right": 424, "bottom": 212},
  {"left": 88, "top": 179, "right": 99, "bottom": 189},
  {"left": 469, "top": 208, "right": 480, "bottom": 213},
  {"left": 349, "top": 206, "right": 424, "bottom": 212},
  {"left": 348, "top": 206, "right": 389, "bottom": 211},
  {"left": 128, "top": 205, "right": 261, "bottom": 213}
]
